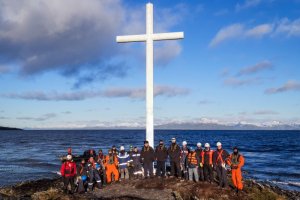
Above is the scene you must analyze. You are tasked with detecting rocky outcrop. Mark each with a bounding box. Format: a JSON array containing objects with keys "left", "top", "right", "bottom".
[{"left": 0, "top": 177, "right": 299, "bottom": 200}]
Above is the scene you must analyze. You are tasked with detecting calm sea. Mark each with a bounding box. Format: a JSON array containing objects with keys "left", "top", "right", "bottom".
[{"left": 0, "top": 130, "right": 299, "bottom": 191}]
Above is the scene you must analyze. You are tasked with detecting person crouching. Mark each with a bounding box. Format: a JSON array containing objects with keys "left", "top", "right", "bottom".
[{"left": 60, "top": 154, "right": 77, "bottom": 194}]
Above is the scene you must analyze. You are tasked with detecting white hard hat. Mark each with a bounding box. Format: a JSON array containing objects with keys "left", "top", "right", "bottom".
[
  {"left": 197, "top": 142, "right": 202, "bottom": 147},
  {"left": 120, "top": 146, "right": 125, "bottom": 151},
  {"left": 204, "top": 143, "right": 210, "bottom": 148},
  {"left": 182, "top": 141, "right": 187, "bottom": 146},
  {"left": 216, "top": 142, "right": 222, "bottom": 147},
  {"left": 66, "top": 155, "right": 72, "bottom": 161}
]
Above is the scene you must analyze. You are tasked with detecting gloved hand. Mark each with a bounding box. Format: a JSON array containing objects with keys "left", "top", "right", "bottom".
[
  {"left": 222, "top": 163, "right": 226, "bottom": 168},
  {"left": 200, "top": 163, "right": 203, "bottom": 168},
  {"left": 212, "top": 164, "right": 216, "bottom": 171},
  {"left": 231, "top": 165, "right": 238, "bottom": 169}
]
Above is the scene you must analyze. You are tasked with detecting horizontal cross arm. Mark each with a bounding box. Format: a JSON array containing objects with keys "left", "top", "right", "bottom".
[
  {"left": 152, "top": 32, "right": 184, "bottom": 41},
  {"left": 116, "top": 34, "right": 147, "bottom": 43}
]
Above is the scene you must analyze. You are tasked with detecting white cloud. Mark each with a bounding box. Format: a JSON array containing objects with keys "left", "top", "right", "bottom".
[
  {"left": 0, "top": 0, "right": 186, "bottom": 86},
  {"left": 209, "top": 24, "right": 244, "bottom": 47},
  {"left": 17, "top": 113, "right": 57, "bottom": 121},
  {"left": 1, "top": 85, "right": 190, "bottom": 101},
  {"left": 237, "top": 60, "right": 273, "bottom": 76},
  {"left": 210, "top": 18, "right": 300, "bottom": 47},
  {"left": 265, "top": 80, "right": 300, "bottom": 94},
  {"left": 223, "top": 77, "right": 262, "bottom": 87},
  {"left": 274, "top": 18, "right": 300, "bottom": 37},
  {"left": 253, "top": 110, "right": 279, "bottom": 115},
  {"left": 245, "top": 24, "right": 273, "bottom": 37},
  {"left": 236, "top": 0, "right": 261, "bottom": 11}
]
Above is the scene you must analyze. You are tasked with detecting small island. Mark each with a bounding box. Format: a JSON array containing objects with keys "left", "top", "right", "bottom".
[{"left": 0, "top": 126, "right": 23, "bottom": 131}]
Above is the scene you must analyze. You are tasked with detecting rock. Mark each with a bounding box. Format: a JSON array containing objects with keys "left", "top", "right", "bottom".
[{"left": 1, "top": 177, "right": 300, "bottom": 200}]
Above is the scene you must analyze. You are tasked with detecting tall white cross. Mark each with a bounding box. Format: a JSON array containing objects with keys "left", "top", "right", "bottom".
[{"left": 116, "top": 3, "right": 184, "bottom": 147}]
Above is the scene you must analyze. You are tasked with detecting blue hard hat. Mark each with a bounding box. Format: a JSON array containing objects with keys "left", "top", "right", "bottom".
[{"left": 81, "top": 175, "right": 87, "bottom": 182}]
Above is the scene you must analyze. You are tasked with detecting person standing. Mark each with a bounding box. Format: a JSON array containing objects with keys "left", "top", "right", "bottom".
[
  {"left": 87, "top": 157, "right": 102, "bottom": 191},
  {"left": 155, "top": 140, "right": 168, "bottom": 178},
  {"left": 112, "top": 145, "right": 119, "bottom": 156},
  {"left": 130, "top": 147, "right": 143, "bottom": 179},
  {"left": 141, "top": 140, "right": 155, "bottom": 178},
  {"left": 104, "top": 149, "right": 119, "bottom": 184},
  {"left": 77, "top": 159, "right": 88, "bottom": 193},
  {"left": 180, "top": 141, "right": 190, "bottom": 180},
  {"left": 201, "top": 143, "right": 214, "bottom": 183},
  {"left": 213, "top": 142, "right": 229, "bottom": 188},
  {"left": 128, "top": 145, "right": 134, "bottom": 178},
  {"left": 60, "top": 154, "right": 77, "bottom": 194},
  {"left": 187, "top": 147, "right": 199, "bottom": 182},
  {"left": 227, "top": 147, "right": 245, "bottom": 193},
  {"left": 168, "top": 138, "right": 181, "bottom": 178},
  {"left": 117, "top": 146, "right": 131, "bottom": 180},
  {"left": 97, "top": 149, "right": 107, "bottom": 186},
  {"left": 195, "top": 142, "right": 204, "bottom": 181}
]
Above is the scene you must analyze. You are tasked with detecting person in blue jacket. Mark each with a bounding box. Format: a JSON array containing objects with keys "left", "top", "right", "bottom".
[{"left": 117, "top": 146, "right": 130, "bottom": 180}]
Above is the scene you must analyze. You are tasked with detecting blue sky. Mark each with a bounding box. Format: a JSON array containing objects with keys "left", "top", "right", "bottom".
[{"left": 0, "top": 0, "right": 300, "bottom": 129}]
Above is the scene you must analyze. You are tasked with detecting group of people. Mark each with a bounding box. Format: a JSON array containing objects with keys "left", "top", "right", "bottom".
[{"left": 60, "top": 138, "right": 245, "bottom": 194}]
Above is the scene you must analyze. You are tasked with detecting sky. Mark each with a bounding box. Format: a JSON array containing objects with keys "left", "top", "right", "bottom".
[{"left": 0, "top": 0, "right": 300, "bottom": 129}]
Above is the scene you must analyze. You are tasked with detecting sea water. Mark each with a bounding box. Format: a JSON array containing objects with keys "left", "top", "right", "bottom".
[{"left": 0, "top": 130, "right": 299, "bottom": 191}]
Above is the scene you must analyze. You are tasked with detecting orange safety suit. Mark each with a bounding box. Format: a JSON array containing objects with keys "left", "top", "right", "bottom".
[
  {"left": 227, "top": 153, "right": 245, "bottom": 190},
  {"left": 104, "top": 154, "right": 119, "bottom": 183}
]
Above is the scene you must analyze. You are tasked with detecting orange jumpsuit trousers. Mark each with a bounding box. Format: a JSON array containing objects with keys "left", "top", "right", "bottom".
[
  {"left": 104, "top": 155, "right": 119, "bottom": 183},
  {"left": 228, "top": 154, "right": 245, "bottom": 190},
  {"left": 106, "top": 164, "right": 119, "bottom": 183}
]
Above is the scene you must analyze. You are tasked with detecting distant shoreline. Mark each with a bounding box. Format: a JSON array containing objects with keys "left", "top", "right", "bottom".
[
  {"left": 0, "top": 126, "right": 23, "bottom": 131},
  {"left": 18, "top": 128, "right": 300, "bottom": 131}
]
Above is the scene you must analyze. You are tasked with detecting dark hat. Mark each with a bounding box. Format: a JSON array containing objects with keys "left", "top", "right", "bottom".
[
  {"left": 233, "top": 146, "right": 238, "bottom": 150},
  {"left": 144, "top": 140, "right": 149, "bottom": 144}
]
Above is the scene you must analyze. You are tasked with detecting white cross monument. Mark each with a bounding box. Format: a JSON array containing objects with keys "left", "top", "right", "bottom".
[{"left": 116, "top": 3, "right": 184, "bottom": 147}]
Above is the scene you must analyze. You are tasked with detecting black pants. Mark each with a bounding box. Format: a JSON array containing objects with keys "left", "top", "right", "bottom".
[
  {"left": 156, "top": 161, "right": 166, "bottom": 177},
  {"left": 77, "top": 179, "right": 86, "bottom": 193},
  {"left": 216, "top": 165, "right": 227, "bottom": 187},
  {"left": 63, "top": 176, "right": 75, "bottom": 192},
  {"left": 143, "top": 162, "right": 153, "bottom": 177},
  {"left": 198, "top": 166, "right": 204, "bottom": 181},
  {"left": 88, "top": 169, "right": 101, "bottom": 190},
  {"left": 101, "top": 168, "right": 107, "bottom": 185},
  {"left": 170, "top": 161, "right": 181, "bottom": 177},
  {"left": 203, "top": 164, "right": 214, "bottom": 182}
]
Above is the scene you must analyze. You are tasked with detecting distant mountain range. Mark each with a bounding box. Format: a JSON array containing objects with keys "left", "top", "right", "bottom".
[
  {"left": 11, "top": 121, "right": 300, "bottom": 130},
  {"left": 155, "top": 121, "right": 300, "bottom": 130},
  {"left": 0, "top": 126, "right": 23, "bottom": 131}
]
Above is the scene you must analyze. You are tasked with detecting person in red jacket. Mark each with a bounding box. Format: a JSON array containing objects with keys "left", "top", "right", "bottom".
[{"left": 60, "top": 154, "right": 77, "bottom": 194}]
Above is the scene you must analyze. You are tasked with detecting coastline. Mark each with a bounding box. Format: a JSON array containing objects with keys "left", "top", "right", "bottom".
[{"left": 0, "top": 176, "right": 299, "bottom": 200}]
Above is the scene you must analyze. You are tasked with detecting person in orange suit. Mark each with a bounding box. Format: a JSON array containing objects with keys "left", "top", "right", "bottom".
[
  {"left": 104, "top": 148, "right": 119, "bottom": 183},
  {"left": 227, "top": 147, "right": 245, "bottom": 193}
]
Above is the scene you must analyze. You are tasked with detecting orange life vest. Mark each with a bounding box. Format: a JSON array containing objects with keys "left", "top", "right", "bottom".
[{"left": 188, "top": 152, "right": 198, "bottom": 165}]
